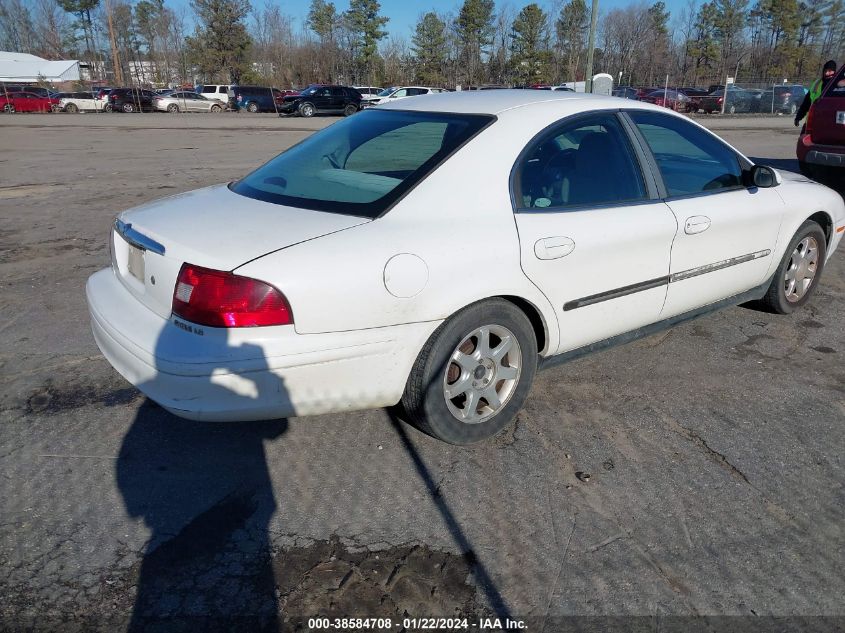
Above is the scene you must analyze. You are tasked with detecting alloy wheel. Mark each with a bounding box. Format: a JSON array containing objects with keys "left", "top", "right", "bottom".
[
  {"left": 784, "top": 236, "right": 819, "bottom": 302},
  {"left": 442, "top": 324, "right": 522, "bottom": 424}
]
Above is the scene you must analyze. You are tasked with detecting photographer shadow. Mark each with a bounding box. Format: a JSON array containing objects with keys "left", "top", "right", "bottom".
[{"left": 117, "top": 324, "right": 288, "bottom": 632}]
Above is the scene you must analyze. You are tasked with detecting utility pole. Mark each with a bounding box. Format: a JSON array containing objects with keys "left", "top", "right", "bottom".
[
  {"left": 584, "top": 0, "right": 599, "bottom": 93},
  {"left": 104, "top": 0, "right": 123, "bottom": 85}
]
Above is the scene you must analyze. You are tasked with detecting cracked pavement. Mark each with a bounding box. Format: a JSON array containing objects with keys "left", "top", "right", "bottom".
[{"left": 0, "top": 114, "right": 843, "bottom": 631}]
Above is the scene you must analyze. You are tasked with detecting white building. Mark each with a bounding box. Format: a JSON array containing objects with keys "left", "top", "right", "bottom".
[{"left": 0, "top": 51, "right": 80, "bottom": 83}]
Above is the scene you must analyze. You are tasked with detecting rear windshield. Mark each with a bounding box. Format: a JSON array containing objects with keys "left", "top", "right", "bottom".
[{"left": 230, "top": 109, "right": 494, "bottom": 218}]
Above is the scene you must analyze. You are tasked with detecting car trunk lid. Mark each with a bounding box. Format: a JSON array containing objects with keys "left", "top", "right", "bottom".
[{"left": 110, "top": 184, "right": 369, "bottom": 319}]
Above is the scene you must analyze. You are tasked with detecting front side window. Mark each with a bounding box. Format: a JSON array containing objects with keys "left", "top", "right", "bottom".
[
  {"left": 516, "top": 113, "right": 647, "bottom": 210},
  {"left": 392, "top": 89, "right": 408, "bottom": 98},
  {"left": 231, "top": 109, "right": 493, "bottom": 218},
  {"left": 628, "top": 111, "right": 743, "bottom": 197}
]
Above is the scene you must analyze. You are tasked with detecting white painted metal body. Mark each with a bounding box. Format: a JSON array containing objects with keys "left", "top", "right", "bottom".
[{"left": 86, "top": 90, "right": 845, "bottom": 422}]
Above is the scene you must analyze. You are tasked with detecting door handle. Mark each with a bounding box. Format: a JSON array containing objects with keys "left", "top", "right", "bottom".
[
  {"left": 534, "top": 236, "right": 575, "bottom": 260},
  {"left": 684, "top": 215, "right": 711, "bottom": 235}
]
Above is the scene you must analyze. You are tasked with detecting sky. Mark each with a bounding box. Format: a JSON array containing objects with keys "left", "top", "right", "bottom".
[{"left": 171, "top": 0, "right": 694, "bottom": 40}]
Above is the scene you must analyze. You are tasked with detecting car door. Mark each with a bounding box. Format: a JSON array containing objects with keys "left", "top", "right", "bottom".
[
  {"left": 187, "top": 93, "right": 206, "bottom": 111},
  {"left": 625, "top": 110, "right": 784, "bottom": 319},
  {"left": 513, "top": 111, "right": 678, "bottom": 354}
]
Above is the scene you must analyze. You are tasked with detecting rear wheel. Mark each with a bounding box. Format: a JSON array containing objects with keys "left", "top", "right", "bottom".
[
  {"left": 167, "top": 103, "right": 179, "bottom": 113},
  {"left": 246, "top": 101, "right": 259, "bottom": 113},
  {"left": 299, "top": 102, "right": 315, "bottom": 117},
  {"left": 64, "top": 102, "right": 78, "bottom": 113},
  {"left": 760, "top": 221, "right": 826, "bottom": 314},
  {"left": 210, "top": 104, "right": 222, "bottom": 113},
  {"left": 401, "top": 299, "right": 538, "bottom": 445},
  {"left": 3, "top": 103, "right": 14, "bottom": 113},
  {"left": 343, "top": 103, "right": 358, "bottom": 116}
]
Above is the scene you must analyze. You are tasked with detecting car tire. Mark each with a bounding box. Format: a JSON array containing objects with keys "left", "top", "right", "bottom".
[
  {"left": 401, "top": 299, "right": 538, "bottom": 445},
  {"left": 299, "top": 102, "right": 315, "bottom": 117},
  {"left": 760, "top": 220, "right": 827, "bottom": 315},
  {"left": 167, "top": 103, "right": 179, "bottom": 113},
  {"left": 104, "top": 103, "right": 112, "bottom": 112},
  {"left": 728, "top": 104, "right": 736, "bottom": 114},
  {"left": 789, "top": 103, "right": 797, "bottom": 115},
  {"left": 246, "top": 101, "right": 259, "bottom": 113},
  {"left": 122, "top": 103, "right": 135, "bottom": 113},
  {"left": 210, "top": 104, "right": 222, "bottom": 113},
  {"left": 64, "top": 102, "right": 78, "bottom": 113},
  {"left": 3, "top": 104, "right": 14, "bottom": 113},
  {"left": 343, "top": 103, "right": 358, "bottom": 116}
]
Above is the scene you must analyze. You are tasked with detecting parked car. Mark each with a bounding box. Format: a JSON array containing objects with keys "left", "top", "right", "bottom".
[
  {"left": 278, "top": 85, "right": 362, "bottom": 117},
  {"left": 0, "top": 91, "right": 59, "bottom": 112},
  {"left": 758, "top": 85, "right": 807, "bottom": 115},
  {"left": 354, "top": 86, "right": 382, "bottom": 103},
  {"left": 3, "top": 85, "right": 51, "bottom": 97},
  {"left": 797, "top": 64, "right": 845, "bottom": 182},
  {"left": 86, "top": 91, "right": 844, "bottom": 444},
  {"left": 199, "top": 84, "right": 233, "bottom": 107},
  {"left": 153, "top": 91, "right": 226, "bottom": 113},
  {"left": 94, "top": 88, "right": 113, "bottom": 111},
  {"left": 699, "top": 87, "right": 758, "bottom": 113},
  {"left": 677, "top": 87, "right": 709, "bottom": 112},
  {"left": 361, "top": 86, "right": 445, "bottom": 108},
  {"left": 232, "top": 85, "right": 285, "bottom": 112},
  {"left": 56, "top": 91, "right": 100, "bottom": 113},
  {"left": 612, "top": 86, "right": 639, "bottom": 99},
  {"left": 639, "top": 89, "right": 690, "bottom": 111},
  {"left": 109, "top": 87, "right": 156, "bottom": 113}
]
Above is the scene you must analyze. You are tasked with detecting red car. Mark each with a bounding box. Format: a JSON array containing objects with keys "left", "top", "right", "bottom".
[
  {"left": 0, "top": 91, "right": 60, "bottom": 113},
  {"left": 797, "top": 63, "right": 845, "bottom": 182},
  {"left": 639, "top": 89, "right": 690, "bottom": 111}
]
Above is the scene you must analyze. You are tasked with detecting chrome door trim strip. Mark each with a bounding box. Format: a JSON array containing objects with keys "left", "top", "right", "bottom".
[{"left": 561, "top": 249, "right": 772, "bottom": 311}]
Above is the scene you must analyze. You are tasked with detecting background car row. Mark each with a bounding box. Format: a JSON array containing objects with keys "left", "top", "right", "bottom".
[{"left": 613, "top": 84, "right": 807, "bottom": 114}]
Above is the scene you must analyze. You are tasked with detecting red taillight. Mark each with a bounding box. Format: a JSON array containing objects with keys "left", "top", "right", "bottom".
[
  {"left": 172, "top": 263, "right": 293, "bottom": 328},
  {"left": 717, "top": 97, "right": 723, "bottom": 103}
]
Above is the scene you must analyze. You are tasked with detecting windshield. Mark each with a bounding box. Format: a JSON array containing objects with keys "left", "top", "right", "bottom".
[
  {"left": 231, "top": 109, "right": 494, "bottom": 218},
  {"left": 377, "top": 87, "right": 397, "bottom": 97}
]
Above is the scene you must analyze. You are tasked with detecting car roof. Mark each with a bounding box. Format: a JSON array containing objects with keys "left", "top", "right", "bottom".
[{"left": 377, "top": 89, "right": 642, "bottom": 115}]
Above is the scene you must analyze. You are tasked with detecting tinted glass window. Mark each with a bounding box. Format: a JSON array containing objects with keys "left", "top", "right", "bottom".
[
  {"left": 231, "top": 109, "right": 493, "bottom": 218},
  {"left": 629, "top": 111, "right": 743, "bottom": 196},
  {"left": 331, "top": 87, "right": 344, "bottom": 96},
  {"left": 517, "top": 113, "right": 647, "bottom": 210}
]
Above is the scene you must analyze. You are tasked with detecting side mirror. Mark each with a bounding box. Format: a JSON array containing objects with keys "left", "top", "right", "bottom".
[{"left": 748, "top": 165, "right": 781, "bottom": 188}]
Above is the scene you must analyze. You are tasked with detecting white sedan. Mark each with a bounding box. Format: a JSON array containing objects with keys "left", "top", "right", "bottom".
[{"left": 86, "top": 91, "right": 845, "bottom": 444}]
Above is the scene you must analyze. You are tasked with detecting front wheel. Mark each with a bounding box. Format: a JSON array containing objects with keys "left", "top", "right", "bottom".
[
  {"left": 122, "top": 102, "right": 135, "bottom": 113},
  {"left": 210, "top": 104, "right": 222, "bottom": 112},
  {"left": 299, "top": 102, "right": 315, "bottom": 117},
  {"left": 3, "top": 103, "right": 14, "bottom": 113},
  {"left": 246, "top": 101, "right": 259, "bottom": 113},
  {"left": 343, "top": 103, "right": 358, "bottom": 116},
  {"left": 64, "top": 102, "right": 78, "bottom": 113},
  {"left": 760, "top": 221, "right": 827, "bottom": 314},
  {"left": 167, "top": 103, "right": 179, "bottom": 113},
  {"left": 401, "top": 299, "right": 538, "bottom": 445}
]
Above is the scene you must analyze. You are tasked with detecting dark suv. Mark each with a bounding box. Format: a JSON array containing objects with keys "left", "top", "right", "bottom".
[
  {"left": 109, "top": 88, "right": 156, "bottom": 113},
  {"left": 232, "top": 86, "right": 285, "bottom": 112},
  {"left": 279, "top": 85, "right": 362, "bottom": 117},
  {"left": 758, "top": 85, "right": 806, "bottom": 115}
]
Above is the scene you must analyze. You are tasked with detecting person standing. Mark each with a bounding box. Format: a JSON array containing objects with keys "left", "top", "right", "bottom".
[{"left": 794, "top": 60, "right": 838, "bottom": 126}]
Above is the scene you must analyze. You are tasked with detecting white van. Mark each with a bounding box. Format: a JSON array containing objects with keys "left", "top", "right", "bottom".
[{"left": 199, "top": 85, "right": 233, "bottom": 107}]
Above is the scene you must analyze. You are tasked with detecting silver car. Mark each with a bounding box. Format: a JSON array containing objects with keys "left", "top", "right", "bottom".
[{"left": 153, "top": 91, "right": 225, "bottom": 113}]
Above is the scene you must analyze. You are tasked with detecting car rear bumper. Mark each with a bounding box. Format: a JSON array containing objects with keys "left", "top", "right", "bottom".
[
  {"left": 87, "top": 267, "right": 439, "bottom": 421},
  {"left": 797, "top": 135, "right": 845, "bottom": 167}
]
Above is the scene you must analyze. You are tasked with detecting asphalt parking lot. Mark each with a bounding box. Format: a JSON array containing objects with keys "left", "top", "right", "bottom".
[{"left": 1, "top": 112, "right": 843, "bottom": 631}]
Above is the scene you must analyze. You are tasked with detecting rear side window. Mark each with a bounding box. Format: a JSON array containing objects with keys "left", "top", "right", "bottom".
[
  {"left": 231, "top": 109, "right": 493, "bottom": 218},
  {"left": 202, "top": 85, "right": 215, "bottom": 93},
  {"left": 515, "top": 113, "right": 647, "bottom": 210},
  {"left": 628, "top": 111, "right": 743, "bottom": 197}
]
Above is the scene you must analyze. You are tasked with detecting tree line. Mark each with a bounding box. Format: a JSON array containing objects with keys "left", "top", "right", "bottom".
[{"left": 1, "top": 0, "right": 843, "bottom": 89}]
